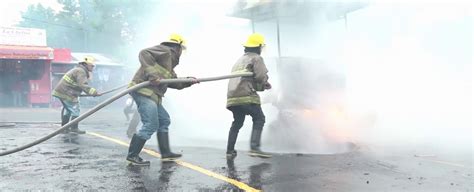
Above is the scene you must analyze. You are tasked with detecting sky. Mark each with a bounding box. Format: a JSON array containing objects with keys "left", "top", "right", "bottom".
[{"left": 0, "top": 0, "right": 61, "bottom": 27}]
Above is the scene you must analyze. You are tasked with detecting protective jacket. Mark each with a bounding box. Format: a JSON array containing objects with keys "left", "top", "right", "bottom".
[
  {"left": 52, "top": 64, "right": 97, "bottom": 102},
  {"left": 130, "top": 44, "right": 191, "bottom": 104},
  {"left": 227, "top": 52, "right": 269, "bottom": 107}
]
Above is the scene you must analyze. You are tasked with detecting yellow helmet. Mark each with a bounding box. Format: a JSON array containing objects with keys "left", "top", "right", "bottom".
[
  {"left": 163, "top": 33, "right": 186, "bottom": 49},
  {"left": 83, "top": 56, "right": 95, "bottom": 65},
  {"left": 243, "top": 33, "right": 265, "bottom": 48}
]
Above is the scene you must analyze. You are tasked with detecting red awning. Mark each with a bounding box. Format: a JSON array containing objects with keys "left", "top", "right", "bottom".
[{"left": 0, "top": 45, "right": 53, "bottom": 60}]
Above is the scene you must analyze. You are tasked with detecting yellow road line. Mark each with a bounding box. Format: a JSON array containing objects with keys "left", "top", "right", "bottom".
[{"left": 87, "top": 131, "right": 260, "bottom": 192}]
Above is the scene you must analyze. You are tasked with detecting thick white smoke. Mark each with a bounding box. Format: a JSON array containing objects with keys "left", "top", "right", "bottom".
[
  {"left": 125, "top": 1, "right": 472, "bottom": 161},
  {"left": 338, "top": 2, "right": 472, "bottom": 161}
]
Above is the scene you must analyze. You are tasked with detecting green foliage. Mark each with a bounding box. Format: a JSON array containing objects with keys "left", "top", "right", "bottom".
[{"left": 18, "top": 0, "right": 155, "bottom": 59}]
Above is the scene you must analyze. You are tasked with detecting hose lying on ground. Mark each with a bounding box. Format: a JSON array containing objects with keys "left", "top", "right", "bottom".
[{"left": 0, "top": 72, "right": 253, "bottom": 156}]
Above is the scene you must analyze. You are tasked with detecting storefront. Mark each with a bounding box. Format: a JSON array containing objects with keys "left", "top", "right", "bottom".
[
  {"left": 0, "top": 27, "right": 53, "bottom": 107},
  {"left": 0, "top": 26, "right": 125, "bottom": 108}
]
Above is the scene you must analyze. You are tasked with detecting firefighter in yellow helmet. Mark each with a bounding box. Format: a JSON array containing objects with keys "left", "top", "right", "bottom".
[
  {"left": 225, "top": 33, "right": 272, "bottom": 159},
  {"left": 52, "top": 56, "right": 101, "bottom": 134},
  {"left": 126, "top": 33, "right": 198, "bottom": 165}
]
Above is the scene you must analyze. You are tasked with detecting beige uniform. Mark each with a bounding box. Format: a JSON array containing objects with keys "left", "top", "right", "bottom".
[
  {"left": 52, "top": 64, "right": 97, "bottom": 102},
  {"left": 130, "top": 44, "right": 191, "bottom": 104},
  {"left": 227, "top": 52, "right": 269, "bottom": 107}
]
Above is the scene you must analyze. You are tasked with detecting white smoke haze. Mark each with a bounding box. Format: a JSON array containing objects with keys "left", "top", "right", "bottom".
[
  {"left": 339, "top": 2, "right": 472, "bottom": 159},
  {"left": 122, "top": 0, "right": 471, "bottom": 162},
  {"left": 122, "top": 0, "right": 254, "bottom": 148}
]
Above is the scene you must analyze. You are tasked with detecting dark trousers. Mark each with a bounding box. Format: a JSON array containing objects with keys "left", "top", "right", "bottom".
[{"left": 227, "top": 104, "right": 265, "bottom": 151}]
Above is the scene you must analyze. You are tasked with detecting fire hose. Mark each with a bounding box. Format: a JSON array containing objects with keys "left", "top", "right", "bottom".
[
  {"left": 61, "top": 85, "right": 129, "bottom": 117},
  {"left": 79, "top": 84, "right": 128, "bottom": 97},
  {"left": 63, "top": 84, "right": 130, "bottom": 118},
  {"left": 0, "top": 72, "right": 253, "bottom": 156}
]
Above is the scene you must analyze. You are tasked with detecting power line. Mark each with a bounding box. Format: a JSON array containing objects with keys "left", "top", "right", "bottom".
[{"left": 21, "top": 16, "right": 91, "bottom": 31}]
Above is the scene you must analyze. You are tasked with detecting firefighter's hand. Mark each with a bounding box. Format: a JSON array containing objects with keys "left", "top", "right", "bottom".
[
  {"left": 93, "top": 92, "right": 102, "bottom": 97},
  {"left": 264, "top": 82, "right": 272, "bottom": 90},
  {"left": 150, "top": 78, "right": 161, "bottom": 86},
  {"left": 187, "top": 77, "right": 200, "bottom": 85}
]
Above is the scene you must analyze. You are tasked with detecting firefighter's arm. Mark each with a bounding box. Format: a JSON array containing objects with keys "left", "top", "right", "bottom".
[
  {"left": 167, "top": 71, "right": 198, "bottom": 90},
  {"left": 76, "top": 71, "right": 98, "bottom": 96},
  {"left": 253, "top": 56, "right": 269, "bottom": 91},
  {"left": 139, "top": 49, "right": 161, "bottom": 83}
]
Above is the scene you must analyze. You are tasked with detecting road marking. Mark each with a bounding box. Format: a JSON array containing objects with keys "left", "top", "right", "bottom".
[
  {"left": 415, "top": 157, "right": 473, "bottom": 169},
  {"left": 87, "top": 131, "right": 260, "bottom": 192}
]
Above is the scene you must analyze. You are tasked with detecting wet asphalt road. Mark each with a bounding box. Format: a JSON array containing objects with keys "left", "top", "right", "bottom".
[{"left": 1, "top": 122, "right": 472, "bottom": 191}]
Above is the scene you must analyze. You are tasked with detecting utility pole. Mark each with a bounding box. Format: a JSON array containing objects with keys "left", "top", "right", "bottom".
[
  {"left": 276, "top": 17, "right": 281, "bottom": 58},
  {"left": 81, "top": 0, "right": 89, "bottom": 51}
]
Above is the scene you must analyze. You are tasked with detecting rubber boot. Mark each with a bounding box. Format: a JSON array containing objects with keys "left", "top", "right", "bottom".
[
  {"left": 226, "top": 129, "right": 239, "bottom": 159},
  {"left": 60, "top": 114, "right": 71, "bottom": 134},
  {"left": 249, "top": 129, "right": 272, "bottom": 158},
  {"left": 126, "top": 134, "right": 150, "bottom": 166},
  {"left": 69, "top": 116, "right": 85, "bottom": 134},
  {"left": 157, "top": 132, "right": 182, "bottom": 161},
  {"left": 226, "top": 150, "right": 237, "bottom": 159}
]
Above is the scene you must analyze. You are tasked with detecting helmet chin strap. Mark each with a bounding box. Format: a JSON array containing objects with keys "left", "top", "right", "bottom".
[{"left": 81, "top": 63, "right": 94, "bottom": 72}]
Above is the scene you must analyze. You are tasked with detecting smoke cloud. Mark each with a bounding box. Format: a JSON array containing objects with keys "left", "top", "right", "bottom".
[{"left": 120, "top": 0, "right": 472, "bottom": 161}]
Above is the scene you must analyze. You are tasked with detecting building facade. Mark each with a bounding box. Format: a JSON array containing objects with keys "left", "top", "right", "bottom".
[{"left": 0, "top": 26, "right": 125, "bottom": 108}]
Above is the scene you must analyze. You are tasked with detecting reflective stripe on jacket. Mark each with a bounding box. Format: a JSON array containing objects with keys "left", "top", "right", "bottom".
[
  {"left": 130, "top": 44, "right": 191, "bottom": 104},
  {"left": 226, "top": 52, "right": 269, "bottom": 107},
  {"left": 52, "top": 64, "right": 97, "bottom": 102}
]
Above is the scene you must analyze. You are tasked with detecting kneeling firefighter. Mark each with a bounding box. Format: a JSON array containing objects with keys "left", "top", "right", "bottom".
[{"left": 126, "top": 33, "right": 198, "bottom": 165}]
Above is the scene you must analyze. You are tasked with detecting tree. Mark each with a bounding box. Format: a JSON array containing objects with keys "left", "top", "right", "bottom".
[{"left": 18, "top": 0, "right": 156, "bottom": 59}]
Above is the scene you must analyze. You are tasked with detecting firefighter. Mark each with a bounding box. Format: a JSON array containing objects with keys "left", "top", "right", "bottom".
[
  {"left": 126, "top": 33, "right": 198, "bottom": 166},
  {"left": 52, "top": 56, "right": 100, "bottom": 134},
  {"left": 226, "top": 33, "right": 272, "bottom": 159}
]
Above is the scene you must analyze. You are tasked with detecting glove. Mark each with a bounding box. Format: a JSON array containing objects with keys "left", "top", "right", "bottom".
[
  {"left": 264, "top": 82, "right": 272, "bottom": 90},
  {"left": 93, "top": 92, "right": 102, "bottom": 97},
  {"left": 150, "top": 78, "right": 161, "bottom": 86},
  {"left": 187, "top": 76, "right": 200, "bottom": 85}
]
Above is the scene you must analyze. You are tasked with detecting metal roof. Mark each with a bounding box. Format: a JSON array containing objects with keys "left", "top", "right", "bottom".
[
  {"left": 53, "top": 52, "right": 123, "bottom": 66},
  {"left": 71, "top": 53, "right": 123, "bottom": 66},
  {"left": 230, "top": 0, "right": 367, "bottom": 22}
]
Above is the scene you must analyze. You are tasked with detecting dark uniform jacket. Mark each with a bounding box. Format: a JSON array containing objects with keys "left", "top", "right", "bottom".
[
  {"left": 130, "top": 44, "right": 191, "bottom": 104},
  {"left": 52, "top": 64, "right": 97, "bottom": 103}
]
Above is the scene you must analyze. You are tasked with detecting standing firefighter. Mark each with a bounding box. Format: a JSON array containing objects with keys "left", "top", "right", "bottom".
[
  {"left": 126, "top": 33, "right": 198, "bottom": 166},
  {"left": 52, "top": 56, "right": 100, "bottom": 134},
  {"left": 226, "top": 33, "right": 272, "bottom": 159}
]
